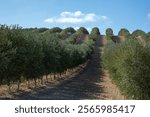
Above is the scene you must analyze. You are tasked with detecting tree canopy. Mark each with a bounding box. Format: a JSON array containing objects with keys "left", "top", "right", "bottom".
[
  {"left": 118, "top": 28, "right": 130, "bottom": 39},
  {"left": 106, "top": 28, "right": 113, "bottom": 40},
  {"left": 90, "top": 27, "right": 100, "bottom": 41},
  {"left": 132, "top": 29, "right": 146, "bottom": 40}
]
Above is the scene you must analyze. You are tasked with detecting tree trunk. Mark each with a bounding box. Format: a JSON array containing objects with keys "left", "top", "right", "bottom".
[
  {"left": 8, "top": 85, "right": 11, "bottom": 93},
  {"left": 46, "top": 75, "right": 48, "bottom": 83},
  {"left": 64, "top": 71, "right": 67, "bottom": 77},
  {"left": 34, "top": 78, "right": 37, "bottom": 88},
  {"left": 49, "top": 74, "right": 51, "bottom": 80},
  {"left": 59, "top": 73, "right": 62, "bottom": 79},
  {"left": 54, "top": 73, "right": 56, "bottom": 79},
  {"left": 27, "top": 80, "right": 30, "bottom": 88},
  {"left": 17, "top": 80, "right": 21, "bottom": 92},
  {"left": 40, "top": 77, "right": 43, "bottom": 85},
  {"left": 43, "top": 76, "right": 46, "bottom": 85},
  {"left": 6, "top": 79, "right": 11, "bottom": 93}
]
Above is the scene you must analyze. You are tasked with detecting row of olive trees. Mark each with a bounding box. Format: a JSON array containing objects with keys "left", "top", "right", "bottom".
[
  {"left": 0, "top": 25, "right": 94, "bottom": 91},
  {"left": 103, "top": 28, "right": 150, "bottom": 99},
  {"left": 105, "top": 27, "right": 150, "bottom": 42}
]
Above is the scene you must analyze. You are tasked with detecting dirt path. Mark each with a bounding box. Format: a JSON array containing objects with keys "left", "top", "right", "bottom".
[{"left": 11, "top": 36, "right": 125, "bottom": 100}]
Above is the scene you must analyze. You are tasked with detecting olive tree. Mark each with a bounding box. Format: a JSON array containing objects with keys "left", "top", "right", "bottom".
[
  {"left": 132, "top": 29, "right": 146, "bottom": 40},
  {"left": 90, "top": 27, "right": 100, "bottom": 41},
  {"left": 0, "top": 30, "right": 16, "bottom": 89},
  {"left": 106, "top": 28, "right": 113, "bottom": 40},
  {"left": 118, "top": 28, "right": 130, "bottom": 40}
]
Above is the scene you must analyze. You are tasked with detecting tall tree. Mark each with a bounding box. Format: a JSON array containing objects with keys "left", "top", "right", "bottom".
[
  {"left": 77, "top": 27, "right": 89, "bottom": 35},
  {"left": 90, "top": 27, "right": 100, "bottom": 41},
  {"left": 106, "top": 28, "right": 113, "bottom": 40},
  {"left": 118, "top": 28, "right": 130, "bottom": 39},
  {"left": 0, "top": 30, "right": 16, "bottom": 86},
  {"left": 132, "top": 29, "right": 146, "bottom": 40}
]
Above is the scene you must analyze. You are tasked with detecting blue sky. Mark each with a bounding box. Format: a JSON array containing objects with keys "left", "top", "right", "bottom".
[{"left": 0, "top": 0, "right": 150, "bottom": 34}]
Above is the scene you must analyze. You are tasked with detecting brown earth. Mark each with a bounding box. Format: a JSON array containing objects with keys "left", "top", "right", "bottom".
[{"left": 0, "top": 36, "right": 125, "bottom": 100}]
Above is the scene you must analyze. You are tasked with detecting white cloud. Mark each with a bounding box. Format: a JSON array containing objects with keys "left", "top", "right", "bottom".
[
  {"left": 100, "top": 16, "right": 108, "bottom": 20},
  {"left": 74, "top": 11, "right": 83, "bottom": 17},
  {"left": 60, "top": 11, "right": 83, "bottom": 17},
  {"left": 84, "top": 14, "right": 96, "bottom": 22},
  {"left": 148, "top": 13, "right": 150, "bottom": 19},
  {"left": 56, "top": 17, "right": 83, "bottom": 23},
  {"left": 44, "top": 11, "right": 105, "bottom": 24},
  {"left": 44, "top": 18, "right": 54, "bottom": 23}
]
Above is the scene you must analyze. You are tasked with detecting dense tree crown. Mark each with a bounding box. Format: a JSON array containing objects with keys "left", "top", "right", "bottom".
[
  {"left": 106, "top": 28, "right": 113, "bottom": 40},
  {"left": 118, "top": 28, "right": 130, "bottom": 39},
  {"left": 59, "top": 27, "right": 76, "bottom": 39},
  {"left": 132, "top": 29, "right": 146, "bottom": 40},
  {"left": 77, "top": 27, "right": 89, "bottom": 35},
  {"left": 91, "top": 27, "right": 100, "bottom": 35},
  {"left": 90, "top": 27, "right": 100, "bottom": 41},
  {"left": 147, "top": 32, "right": 150, "bottom": 41},
  {"left": 49, "top": 27, "right": 62, "bottom": 33}
]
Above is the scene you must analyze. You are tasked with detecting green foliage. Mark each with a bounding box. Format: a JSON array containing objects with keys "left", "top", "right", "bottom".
[
  {"left": 42, "top": 27, "right": 62, "bottom": 35},
  {"left": 0, "top": 25, "right": 94, "bottom": 86},
  {"left": 0, "top": 30, "right": 16, "bottom": 84},
  {"left": 106, "top": 28, "right": 113, "bottom": 40},
  {"left": 77, "top": 27, "right": 89, "bottom": 35},
  {"left": 65, "top": 33, "right": 79, "bottom": 44},
  {"left": 146, "top": 32, "right": 150, "bottom": 41},
  {"left": 38, "top": 28, "right": 49, "bottom": 33},
  {"left": 103, "top": 39, "right": 150, "bottom": 99},
  {"left": 23, "top": 32, "right": 44, "bottom": 80},
  {"left": 90, "top": 27, "right": 100, "bottom": 41},
  {"left": 132, "top": 29, "right": 146, "bottom": 40},
  {"left": 49, "top": 27, "right": 62, "bottom": 33},
  {"left": 63, "top": 27, "right": 76, "bottom": 34},
  {"left": 65, "top": 27, "right": 90, "bottom": 44},
  {"left": 118, "top": 28, "right": 130, "bottom": 39},
  {"left": 60, "top": 27, "right": 76, "bottom": 39}
]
